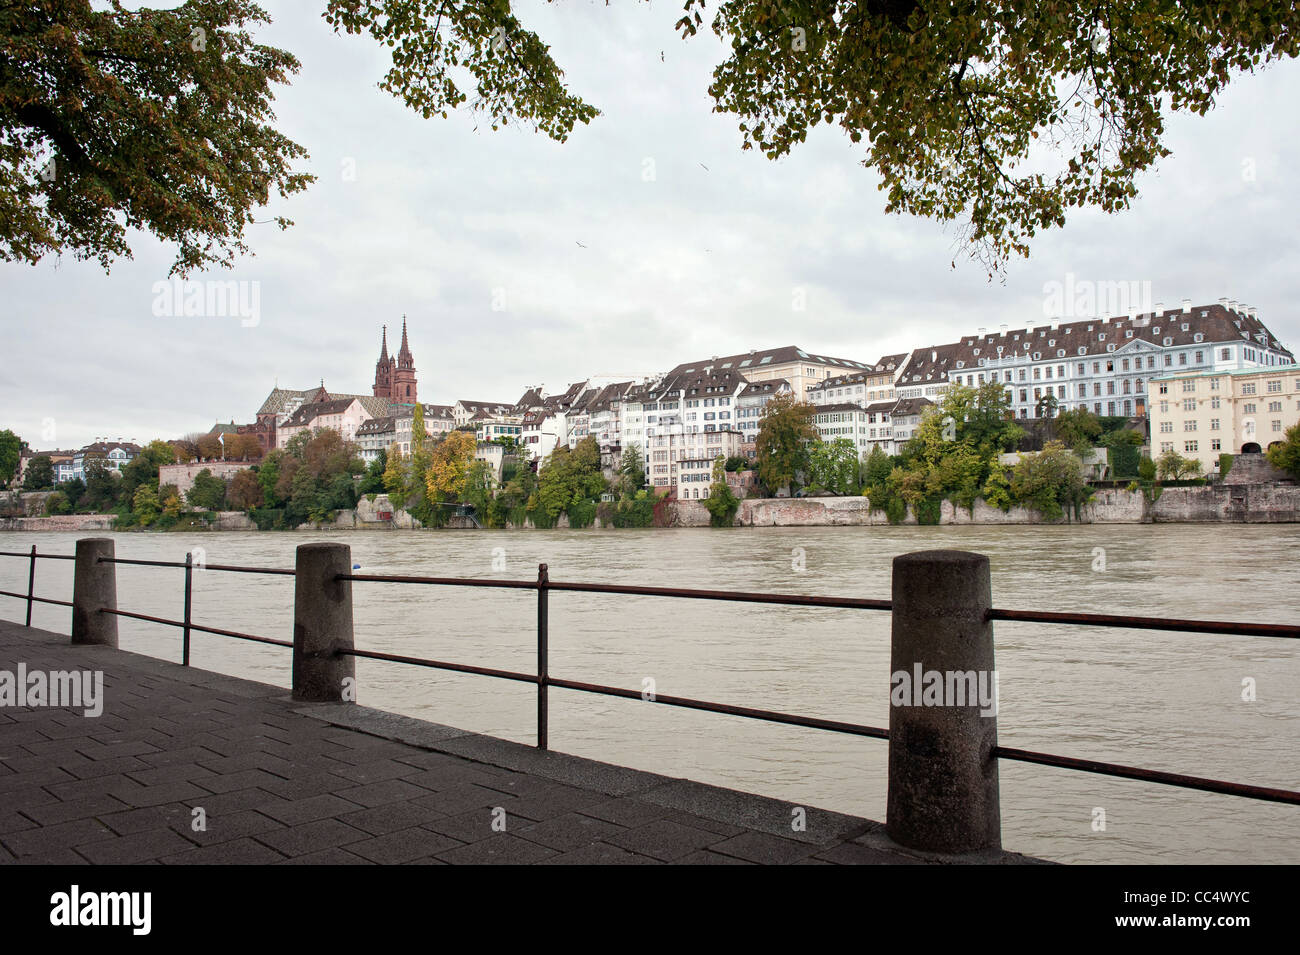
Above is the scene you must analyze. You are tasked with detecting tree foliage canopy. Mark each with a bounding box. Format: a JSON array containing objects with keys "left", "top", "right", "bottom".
[
  {"left": 1, "top": 0, "right": 313, "bottom": 274},
  {"left": 8, "top": 2, "right": 1295, "bottom": 273}
]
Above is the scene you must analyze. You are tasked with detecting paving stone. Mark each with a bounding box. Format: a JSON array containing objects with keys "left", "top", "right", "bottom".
[
  {"left": 161, "top": 838, "right": 288, "bottom": 865},
  {"left": 814, "top": 842, "right": 924, "bottom": 865},
  {"left": 257, "top": 793, "right": 363, "bottom": 826},
  {"left": 605, "top": 819, "right": 724, "bottom": 862},
  {"left": 0, "top": 620, "right": 1039, "bottom": 867},
  {"left": 277, "top": 847, "right": 375, "bottom": 865},
  {"left": 254, "top": 818, "right": 371, "bottom": 857},
  {"left": 514, "top": 812, "right": 628, "bottom": 852},
  {"left": 674, "top": 850, "right": 757, "bottom": 865},
  {"left": 174, "top": 810, "right": 284, "bottom": 847},
  {"left": 77, "top": 829, "right": 198, "bottom": 865},
  {"left": 705, "top": 831, "right": 820, "bottom": 865},
  {"left": 335, "top": 778, "right": 429, "bottom": 808},
  {"left": 435, "top": 834, "right": 558, "bottom": 865},
  {"left": 337, "top": 801, "right": 443, "bottom": 836},
  {"left": 348, "top": 827, "right": 465, "bottom": 864},
  {"left": 539, "top": 842, "right": 662, "bottom": 865},
  {"left": 1, "top": 817, "right": 116, "bottom": 857},
  {"left": 23, "top": 792, "right": 133, "bottom": 827}
]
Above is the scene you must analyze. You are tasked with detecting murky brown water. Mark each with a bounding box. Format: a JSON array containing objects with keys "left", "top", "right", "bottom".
[{"left": 2, "top": 524, "right": 1297, "bottom": 864}]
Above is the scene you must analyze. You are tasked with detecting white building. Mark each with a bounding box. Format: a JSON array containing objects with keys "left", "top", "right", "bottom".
[{"left": 897, "top": 300, "right": 1293, "bottom": 420}]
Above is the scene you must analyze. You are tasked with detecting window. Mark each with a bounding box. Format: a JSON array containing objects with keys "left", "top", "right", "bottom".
[
  {"left": 1211, "top": 396, "right": 1221, "bottom": 409},
  {"left": 1211, "top": 438, "right": 1221, "bottom": 451},
  {"left": 1244, "top": 403, "right": 1257, "bottom": 413},
  {"left": 1273, "top": 420, "right": 1283, "bottom": 432},
  {"left": 1268, "top": 380, "right": 1282, "bottom": 393},
  {"left": 1210, "top": 418, "right": 1220, "bottom": 430},
  {"left": 1184, "top": 441, "right": 1198, "bottom": 453},
  {"left": 1158, "top": 382, "right": 1168, "bottom": 394},
  {"left": 1221, "top": 348, "right": 1231, "bottom": 360},
  {"left": 1242, "top": 382, "right": 1256, "bottom": 395},
  {"left": 1161, "top": 441, "right": 1173, "bottom": 452},
  {"left": 1160, "top": 421, "right": 1173, "bottom": 433},
  {"left": 1184, "top": 420, "right": 1197, "bottom": 431},
  {"left": 1182, "top": 380, "right": 1195, "bottom": 393},
  {"left": 1269, "top": 401, "right": 1282, "bottom": 412}
]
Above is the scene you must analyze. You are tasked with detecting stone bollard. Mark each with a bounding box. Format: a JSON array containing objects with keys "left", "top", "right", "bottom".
[
  {"left": 886, "top": 550, "right": 1000, "bottom": 853},
  {"left": 72, "top": 538, "right": 118, "bottom": 647},
  {"left": 292, "top": 542, "right": 355, "bottom": 703}
]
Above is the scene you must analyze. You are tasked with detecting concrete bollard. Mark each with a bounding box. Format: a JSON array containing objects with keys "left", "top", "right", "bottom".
[
  {"left": 292, "top": 542, "right": 355, "bottom": 703},
  {"left": 72, "top": 538, "right": 118, "bottom": 647},
  {"left": 886, "top": 549, "right": 1000, "bottom": 853}
]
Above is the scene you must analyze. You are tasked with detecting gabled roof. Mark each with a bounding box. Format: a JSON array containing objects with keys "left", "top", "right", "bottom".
[
  {"left": 281, "top": 397, "right": 364, "bottom": 429},
  {"left": 738, "top": 378, "right": 793, "bottom": 398}
]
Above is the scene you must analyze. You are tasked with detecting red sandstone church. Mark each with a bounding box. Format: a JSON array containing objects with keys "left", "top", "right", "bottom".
[
  {"left": 371, "top": 318, "right": 418, "bottom": 405},
  {"left": 222, "top": 321, "right": 422, "bottom": 453}
]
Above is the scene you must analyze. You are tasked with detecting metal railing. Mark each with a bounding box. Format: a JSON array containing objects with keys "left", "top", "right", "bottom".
[{"left": 2, "top": 545, "right": 1298, "bottom": 812}]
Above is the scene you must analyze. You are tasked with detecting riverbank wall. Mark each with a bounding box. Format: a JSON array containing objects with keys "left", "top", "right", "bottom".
[{"left": 6, "top": 485, "right": 1300, "bottom": 532}]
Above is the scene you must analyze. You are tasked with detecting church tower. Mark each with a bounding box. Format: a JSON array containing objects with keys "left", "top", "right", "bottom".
[
  {"left": 372, "top": 325, "right": 394, "bottom": 399},
  {"left": 392, "top": 316, "right": 418, "bottom": 405}
]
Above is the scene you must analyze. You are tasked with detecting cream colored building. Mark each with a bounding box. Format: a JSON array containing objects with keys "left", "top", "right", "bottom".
[
  {"left": 646, "top": 429, "right": 745, "bottom": 492},
  {"left": 1150, "top": 365, "right": 1300, "bottom": 474}
]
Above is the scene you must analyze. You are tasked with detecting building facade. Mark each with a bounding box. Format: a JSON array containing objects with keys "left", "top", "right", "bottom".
[
  {"left": 896, "top": 300, "right": 1293, "bottom": 420},
  {"left": 1149, "top": 365, "right": 1300, "bottom": 474}
]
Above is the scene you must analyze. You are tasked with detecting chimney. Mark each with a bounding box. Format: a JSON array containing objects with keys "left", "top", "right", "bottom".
[
  {"left": 999, "top": 324, "right": 1008, "bottom": 334},
  {"left": 1153, "top": 302, "right": 1164, "bottom": 317},
  {"left": 977, "top": 327, "right": 986, "bottom": 336},
  {"left": 1228, "top": 300, "right": 1239, "bottom": 313},
  {"left": 1219, "top": 297, "right": 1230, "bottom": 308},
  {"left": 931, "top": 350, "right": 938, "bottom": 362},
  {"left": 1248, "top": 306, "right": 1258, "bottom": 319},
  {"left": 1182, "top": 298, "right": 1192, "bottom": 313}
]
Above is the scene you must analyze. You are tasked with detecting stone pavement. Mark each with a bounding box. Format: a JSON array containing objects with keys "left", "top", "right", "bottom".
[{"left": 0, "top": 620, "right": 1045, "bottom": 865}]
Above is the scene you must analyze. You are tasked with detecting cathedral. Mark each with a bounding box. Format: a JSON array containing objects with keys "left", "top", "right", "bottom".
[{"left": 373, "top": 317, "right": 418, "bottom": 405}]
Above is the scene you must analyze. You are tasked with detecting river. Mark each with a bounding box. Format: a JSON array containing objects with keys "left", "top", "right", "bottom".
[{"left": 2, "top": 524, "right": 1297, "bottom": 864}]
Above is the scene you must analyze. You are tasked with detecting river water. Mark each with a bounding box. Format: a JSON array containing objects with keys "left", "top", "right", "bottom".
[{"left": 2, "top": 525, "right": 1296, "bottom": 864}]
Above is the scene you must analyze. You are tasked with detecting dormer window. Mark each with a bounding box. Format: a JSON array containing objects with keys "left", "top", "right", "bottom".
[
  {"left": 1107, "top": 344, "right": 1115, "bottom": 352},
  {"left": 1163, "top": 337, "right": 1173, "bottom": 346},
  {"left": 973, "top": 348, "right": 980, "bottom": 355},
  {"left": 1181, "top": 323, "right": 1189, "bottom": 331},
  {"left": 1033, "top": 352, "right": 1041, "bottom": 360},
  {"left": 1048, "top": 339, "right": 1056, "bottom": 346},
  {"left": 1125, "top": 330, "right": 1133, "bottom": 338},
  {"left": 1056, "top": 349, "right": 1065, "bottom": 358},
  {"left": 1193, "top": 333, "right": 1203, "bottom": 342},
  {"left": 1098, "top": 333, "right": 1106, "bottom": 341},
  {"left": 1077, "top": 347, "right": 1087, "bottom": 355},
  {"left": 1153, "top": 327, "right": 1160, "bottom": 334}
]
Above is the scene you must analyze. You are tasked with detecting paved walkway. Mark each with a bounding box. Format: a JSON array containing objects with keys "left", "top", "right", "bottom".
[{"left": 0, "top": 620, "right": 1043, "bottom": 865}]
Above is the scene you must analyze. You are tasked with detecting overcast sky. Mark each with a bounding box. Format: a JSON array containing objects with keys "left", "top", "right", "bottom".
[{"left": 5, "top": 1, "right": 1300, "bottom": 449}]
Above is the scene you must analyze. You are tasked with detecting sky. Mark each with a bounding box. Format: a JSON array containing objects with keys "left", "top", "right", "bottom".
[{"left": 4, "top": 1, "right": 1300, "bottom": 450}]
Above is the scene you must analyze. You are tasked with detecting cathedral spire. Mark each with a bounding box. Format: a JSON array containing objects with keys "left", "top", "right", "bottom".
[
  {"left": 379, "top": 324, "right": 389, "bottom": 362},
  {"left": 398, "top": 314, "right": 412, "bottom": 362}
]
